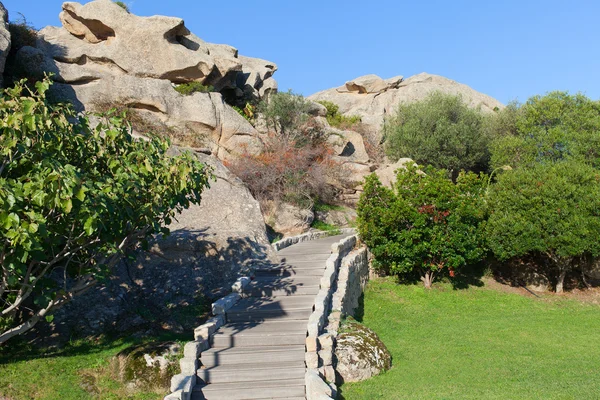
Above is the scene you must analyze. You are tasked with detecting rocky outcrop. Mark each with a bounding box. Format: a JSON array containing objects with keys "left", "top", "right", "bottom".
[
  {"left": 309, "top": 72, "right": 504, "bottom": 132},
  {"left": 0, "top": 2, "right": 10, "bottom": 86},
  {"left": 266, "top": 202, "right": 315, "bottom": 237},
  {"left": 16, "top": 0, "right": 277, "bottom": 160},
  {"left": 39, "top": 150, "right": 273, "bottom": 341},
  {"left": 335, "top": 320, "right": 392, "bottom": 383}
]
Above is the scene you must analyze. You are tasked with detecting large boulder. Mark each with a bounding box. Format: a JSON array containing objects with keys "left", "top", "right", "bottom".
[
  {"left": 38, "top": 150, "right": 274, "bottom": 341},
  {"left": 265, "top": 202, "right": 315, "bottom": 237},
  {"left": 374, "top": 158, "right": 421, "bottom": 187},
  {"left": 335, "top": 320, "right": 392, "bottom": 383},
  {"left": 0, "top": 2, "right": 9, "bottom": 86},
  {"left": 15, "top": 0, "right": 277, "bottom": 160},
  {"left": 309, "top": 72, "right": 503, "bottom": 133}
]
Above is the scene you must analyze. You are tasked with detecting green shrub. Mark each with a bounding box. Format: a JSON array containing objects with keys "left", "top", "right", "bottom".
[
  {"left": 357, "top": 166, "right": 487, "bottom": 288},
  {"left": 0, "top": 78, "right": 212, "bottom": 344},
  {"left": 232, "top": 103, "right": 255, "bottom": 125},
  {"left": 317, "top": 100, "right": 361, "bottom": 128},
  {"left": 485, "top": 160, "right": 600, "bottom": 293},
  {"left": 311, "top": 220, "right": 341, "bottom": 235},
  {"left": 114, "top": 1, "right": 130, "bottom": 12},
  {"left": 383, "top": 92, "right": 490, "bottom": 176},
  {"left": 174, "top": 82, "right": 214, "bottom": 96},
  {"left": 489, "top": 92, "right": 600, "bottom": 170},
  {"left": 258, "top": 90, "right": 313, "bottom": 141}
]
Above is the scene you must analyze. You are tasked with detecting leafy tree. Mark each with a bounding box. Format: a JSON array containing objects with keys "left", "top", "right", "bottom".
[
  {"left": 383, "top": 92, "right": 490, "bottom": 176},
  {"left": 490, "top": 92, "right": 600, "bottom": 170},
  {"left": 357, "top": 166, "right": 486, "bottom": 288},
  {"left": 485, "top": 161, "right": 600, "bottom": 293},
  {"left": 0, "top": 78, "right": 212, "bottom": 344},
  {"left": 258, "top": 90, "right": 313, "bottom": 141}
]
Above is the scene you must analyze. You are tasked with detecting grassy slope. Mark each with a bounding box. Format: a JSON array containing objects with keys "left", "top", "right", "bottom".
[
  {"left": 0, "top": 338, "right": 168, "bottom": 400},
  {"left": 341, "top": 277, "right": 600, "bottom": 400}
]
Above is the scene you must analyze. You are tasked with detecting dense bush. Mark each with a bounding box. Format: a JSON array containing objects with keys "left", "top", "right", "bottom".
[
  {"left": 174, "top": 82, "right": 214, "bottom": 96},
  {"left": 317, "top": 100, "right": 362, "bottom": 128},
  {"left": 0, "top": 79, "right": 212, "bottom": 344},
  {"left": 227, "top": 137, "right": 342, "bottom": 209},
  {"left": 258, "top": 90, "right": 314, "bottom": 140},
  {"left": 485, "top": 161, "right": 600, "bottom": 293},
  {"left": 383, "top": 92, "right": 490, "bottom": 176},
  {"left": 489, "top": 92, "right": 600, "bottom": 170},
  {"left": 357, "top": 166, "right": 487, "bottom": 288}
]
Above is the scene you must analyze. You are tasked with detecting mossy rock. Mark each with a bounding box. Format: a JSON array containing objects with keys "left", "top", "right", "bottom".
[
  {"left": 334, "top": 319, "right": 391, "bottom": 383},
  {"left": 111, "top": 341, "right": 181, "bottom": 391}
]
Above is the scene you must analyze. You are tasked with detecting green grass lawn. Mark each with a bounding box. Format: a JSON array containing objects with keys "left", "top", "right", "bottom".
[
  {"left": 341, "top": 277, "right": 600, "bottom": 400},
  {"left": 0, "top": 337, "right": 171, "bottom": 400}
]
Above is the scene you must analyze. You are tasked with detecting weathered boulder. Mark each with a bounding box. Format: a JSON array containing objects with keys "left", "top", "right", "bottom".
[
  {"left": 315, "top": 207, "right": 357, "bottom": 228},
  {"left": 310, "top": 72, "right": 503, "bottom": 132},
  {"left": 0, "top": 2, "right": 10, "bottom": 86},
  {"left": 266, "top": 202, "right": 315, "bottom": 237},
  {"left": 335, "top": 320, "right": 391, "bottom": 383},
  {"left": 16, "top": 0, "right": 277, "bottom": 160},
  {"left": 38, "top": 150, "right": 274, "bottom": 341},
  {"left": 110, "top": 342, "right": 181, "bottom": 391}
]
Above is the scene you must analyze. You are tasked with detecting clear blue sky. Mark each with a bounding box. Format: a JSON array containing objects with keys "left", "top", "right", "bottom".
[{"left": 4, "top": 0, "right": 600, "bottom": 104}]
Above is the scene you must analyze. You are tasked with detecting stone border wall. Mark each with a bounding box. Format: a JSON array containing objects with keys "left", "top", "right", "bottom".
[
  {"left": 305, "top": 235, "right": 357, "bottom": 400},
  {"left": 306, "top": 241, "right": 370, "bottom": 400},
  {"left": 272, "top": 228, "right": 357, "bottom": 251},
  {"left": 164, "top": 276, "right": 250, "bottom": 400}
]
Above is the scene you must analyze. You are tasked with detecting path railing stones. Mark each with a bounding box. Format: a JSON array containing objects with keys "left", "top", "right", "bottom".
[
  {"left": 165, "top": 277, "right": 250, "bottom": 400},
  {"left": 306, "top": 238, "right": 371, "bottom": 400},
  {"left": 305, "top": 235, "right": 358, "bottom": 400}
]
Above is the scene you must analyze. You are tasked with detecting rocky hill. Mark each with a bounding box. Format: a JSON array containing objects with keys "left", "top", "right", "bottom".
[
  {"left": 0, "top": 0, "right": 505, "bottom": 340},
  {"left": 309, "top": 73, "right": 504, "bottom": 134}
]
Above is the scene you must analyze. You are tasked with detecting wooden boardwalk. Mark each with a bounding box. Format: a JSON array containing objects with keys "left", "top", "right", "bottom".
[{"left": 192, "top": 235, "right": 348, "bottom": 400}]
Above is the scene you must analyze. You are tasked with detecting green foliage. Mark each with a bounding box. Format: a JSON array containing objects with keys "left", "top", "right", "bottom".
[
  {"left": 317, "top": 100, "right": 361, "bottom": 128},
  {"left": 357, "top": 166, "right": 487, "bottom": 288},
  {"left": 174, "top": 82, "right": 214, "bottom": 96},
  {"left": 384, "top": 92, "right": 490, "bottom": 175},
  {"left": 489, "top": 92, "right": 600, "bottom": 170},
  {"left": 114, "top": 1, "right": 130, "bottom": 12},
  {"left": 342, "top": 277, "right": 600, "bottom": 399},
  {"left": 258, "top": 90, "right": 312, "bottom": 139},
  {"left": 0, "top": 78, "right": 212, "bottom": 343},
  {"left": 485, "top": 160, "right": 600, "bottom": 292},
  {"left": 311, "top": 220, "right": 341, "bottom": 235},
  {"left": 232, "top": 103, "right": 256, "bottom": 125}
]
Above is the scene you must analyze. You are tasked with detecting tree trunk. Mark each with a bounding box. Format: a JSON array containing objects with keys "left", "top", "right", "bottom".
[
  {"left": 422, "top": 271, "right": 434, "bottom": 289},
  {"left": 556, "top": 269, "right": 567, "bottom": 294}
]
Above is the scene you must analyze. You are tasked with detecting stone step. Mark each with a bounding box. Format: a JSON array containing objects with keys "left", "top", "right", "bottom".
[
  {"left": 200, "top": 345, "right": 305, "bottom": 367},
  {"left": 254, "top": 266, "right": 325, "bottom": 277},
  {"left": 218, "top": 319, "right": 308, "bottom": 334},
  {"left": 197, "top": 361, "right": 305, "bottom": 384},
  {"left": 229, "top": 295, "right": 316, "bottom": 311},
  {"left": 246, "top": 283, "right": 320, "bottom": 297},
  {"left": 251, "top": 275, "right": 322, "bottom": 287},
  {"left": 211, "top": 330, "right": 306, "bottom": 348},
  {"left": 226, "top": 308, "right": 312, "bottom": 323},
  {"left": 192, "top": 378, "right": 305, "bottom": 400}
]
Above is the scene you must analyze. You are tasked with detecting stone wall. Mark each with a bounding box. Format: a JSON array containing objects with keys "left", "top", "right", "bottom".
[
  {"left": 306, "top": 239, "right": 371, "bottom": 400},
  {"left": 332, "top": 247, "right": 369, "bottom": 317}
]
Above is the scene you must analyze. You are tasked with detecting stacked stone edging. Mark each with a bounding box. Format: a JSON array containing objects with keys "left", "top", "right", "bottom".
[
  {"left": 272, "top": 228, "right": 357, "bottom": 251},
  {"left": 165, "top": 277, "right": 250, "bottom": 400},
  {"left": 305, "top": 235, "right": 357, "bottom": 400},
  {"left": 306, "top": 240, "right": 370, "bottom": 400}
]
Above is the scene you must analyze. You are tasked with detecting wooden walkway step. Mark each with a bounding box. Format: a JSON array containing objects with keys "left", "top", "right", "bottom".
[{"left": 193, "top": 234, "right": 349, "bottom": 400}]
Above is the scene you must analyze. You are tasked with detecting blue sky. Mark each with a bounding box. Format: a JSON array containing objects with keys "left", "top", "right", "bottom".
[{"left": 4, "top": 0, "right": 600, "bottom": 104}]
